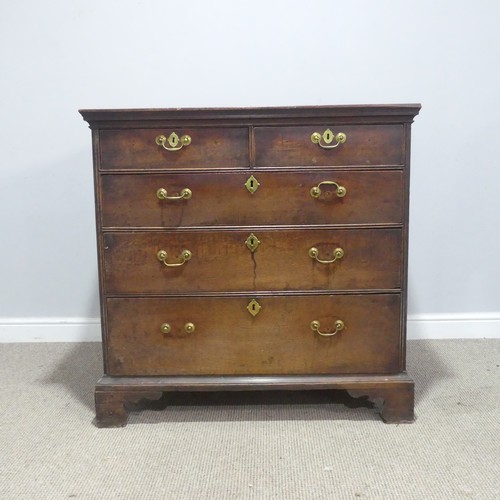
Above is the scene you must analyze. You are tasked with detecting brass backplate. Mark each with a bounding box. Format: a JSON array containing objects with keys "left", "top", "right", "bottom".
[
  {"left": 245, "top": 175, "right": 260, "bottom": 194},
  {"left": 247, "top": 299, "right": 262, "bottom": 316},
  {"left": 245, "top": 233, "right": 260, "bottom": 252}
]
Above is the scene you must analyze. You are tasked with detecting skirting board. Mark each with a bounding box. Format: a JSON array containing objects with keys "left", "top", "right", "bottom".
[{"left": 0, "top": 314, "right": 499, "bottom": 342}]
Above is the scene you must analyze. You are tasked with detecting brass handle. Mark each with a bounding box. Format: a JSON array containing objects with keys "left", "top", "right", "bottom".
[
  {"left": 156, "top": 187, "right": 192, "bottom": 200},
  {"left": 157, "top": 249, "right": 192, "bottom": 267},
  {"left": 309, "top": 247, "right": 344, "bottom": 264},
  {"left": 155, "top": 132, "right": 192, "bottom": 151},
  {"left": 310, "top": 319, "right": 345, "bottom": 337},
  {"left": 161, "top": 322, "right": 195, "bottom": 334},
  {"left": 311, "top": 129, "right": 347, "bottom": 149},
  {"left": 310, "top": 181, "right": 347, "bottom": 198}
]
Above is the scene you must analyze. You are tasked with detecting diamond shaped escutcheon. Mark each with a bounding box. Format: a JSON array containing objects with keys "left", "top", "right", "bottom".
[
  {"left": 247, "top": 299, "right": 262, "bottom": 317},
  {"left": 245, "top": 233, "right": 260, "bottom": 252}
]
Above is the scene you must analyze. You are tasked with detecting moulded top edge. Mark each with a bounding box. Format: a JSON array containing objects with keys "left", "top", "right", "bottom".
[{"left": 79, "top": 104, "right": 421, "bottom": 125}]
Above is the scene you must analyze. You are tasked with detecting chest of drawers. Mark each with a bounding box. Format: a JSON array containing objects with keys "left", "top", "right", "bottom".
[{"left": 80, "top": 105, "right": 420, "bottom": 427}]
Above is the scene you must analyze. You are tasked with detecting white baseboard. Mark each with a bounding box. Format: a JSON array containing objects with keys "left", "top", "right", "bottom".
[
  {"left": 0, "top": 318, "right": 102, "bottom": 342},
  {"left": 406, "top": 313, "right": 500, "bottom": 340},
  {"left": 0, "top": 313, "right": 499, "bottom": 342}
]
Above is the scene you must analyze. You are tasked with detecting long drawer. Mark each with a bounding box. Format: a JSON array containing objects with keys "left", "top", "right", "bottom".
[
  {"left": 254, "top": 125, "right": 404, "bottom": 167},
  {"left": 106, "top": 294, "right": 402, "bottom": 376},
  {"left": 99, "top": 127, "right": 249, "bottom": 170},
  {"left": 100, "top": 170, "right": 403, "bottom": 227},
  {"left": 103, "top": 228, "right": 402, "bottom": 293}
]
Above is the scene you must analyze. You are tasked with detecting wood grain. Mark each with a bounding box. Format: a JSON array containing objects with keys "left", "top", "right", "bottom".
[
  {"left": 103, "top": 228, "right": 402, "bottom": 294},
  {"left": 106, "top": 294, "right": 401, "bottom": 376},
  {"left": 254, "top": 125, "right": 404, "bottom": 167},
  {"left": 100, "top": 170, "right": 404, "bottom": 227},
  {"left": 99, "top": 127, "right": 249, "bottom": 169}
]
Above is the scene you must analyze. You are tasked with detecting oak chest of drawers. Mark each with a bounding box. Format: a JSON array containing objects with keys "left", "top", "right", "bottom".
[{"left": 80, "top": 105, "right": 420, "bottom": 426}]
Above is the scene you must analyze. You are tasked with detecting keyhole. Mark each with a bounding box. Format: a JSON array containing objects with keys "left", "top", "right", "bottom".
[
  {"left": 250, "top": 180, "right": 254, "bottom": 188},
  {"left": 326, "top": 131, "right": 332, "bottom": 141},
  {"left": 246, "top": 233, "right": 259, "bottom": 251},
  {"left": 252, "top": 303, "right": 256, "bottom": 311}
]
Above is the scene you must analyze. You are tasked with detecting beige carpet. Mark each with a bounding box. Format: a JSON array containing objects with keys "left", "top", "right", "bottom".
[{"left": 0, "top": 340, "right": 499, "bottom": 499}]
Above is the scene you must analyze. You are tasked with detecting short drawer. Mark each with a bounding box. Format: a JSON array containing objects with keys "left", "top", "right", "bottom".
[
  {"left": 100, "top": 170, "right": 403, "bottom": 227},
  {"left": 254, "top": 125, "right": 404, "bottom": 167},
  {"left": 99, "top": 127, "right": 249, "bottom": 170},
  {"left": 103, "top": 228, "right": 402, "bottom": 294},
  {"left": 106, "top": 294, "right": 402, "bottom": 376}
]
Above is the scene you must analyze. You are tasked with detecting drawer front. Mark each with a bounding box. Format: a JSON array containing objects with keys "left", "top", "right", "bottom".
[
  {"left": 100, "top": 170, "right": 403, "bottom": 227},
  {"left": 254, "top": 125, "right": 404, "bottom": 167},
  {"left": 99, "top": 127, "right": 249, "bottom": 170},
  {"left": 106, "top": 294, "right": 402, "bottom": 376},
  {"left": 103, "top": 228, "right": 402, "bottom": 294}
]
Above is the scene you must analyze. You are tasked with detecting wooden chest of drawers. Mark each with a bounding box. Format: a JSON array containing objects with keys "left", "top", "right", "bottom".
[{"left": 80, "top": 105, "right": 420, "bottom": 426}]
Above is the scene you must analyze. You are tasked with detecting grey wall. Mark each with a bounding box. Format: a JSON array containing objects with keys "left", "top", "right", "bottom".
[{"left": 1, "top": 0, "right": 499, "bottom": 322}]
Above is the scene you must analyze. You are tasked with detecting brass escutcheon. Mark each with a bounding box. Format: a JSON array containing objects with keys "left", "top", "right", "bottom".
[
  {"left": 311, "top": 129, "right": 347, "bottom": 149},
  {"left": 245, "top": 233, "right": 260, "bottom": 252},
  {"left": 247, "top": 299, "right": 262, "bottom": 317},
  {"left": 245, "top": 175, "right": 260, "bottom": 194},
  {"left": 155, "top": 132, "right": 192, "bottom": 151}
]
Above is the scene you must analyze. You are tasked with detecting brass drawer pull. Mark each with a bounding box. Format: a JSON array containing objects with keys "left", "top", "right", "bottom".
[
  {"left": 310, "top": 181, "right": 347, "bottom": 199},
  {"left": 161, "top": 322, "right": 195, "bottom": 334},
  {"left": 155, "top": 132, "right": 192, "bottom": 152},
  {"left": 157, "top": 249, "right": 192, "bottom": 267},
  {"left": 309, "top": 247, "right": 344, "bottom": 264},
  {"left": 184, "top": 322, "right": 195, "bottom": 334},
  {"left": 160, "top": 323, "right": 171, "bottom": 334},
  {"left": 311, "top": 129, "right": 347, "bottom": 149},
  {"left": 156, "top": 187, "right": 192, "bottom": 200},
  {"left": 310, "top": 319, "right": 345, "bottom": 337}
]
